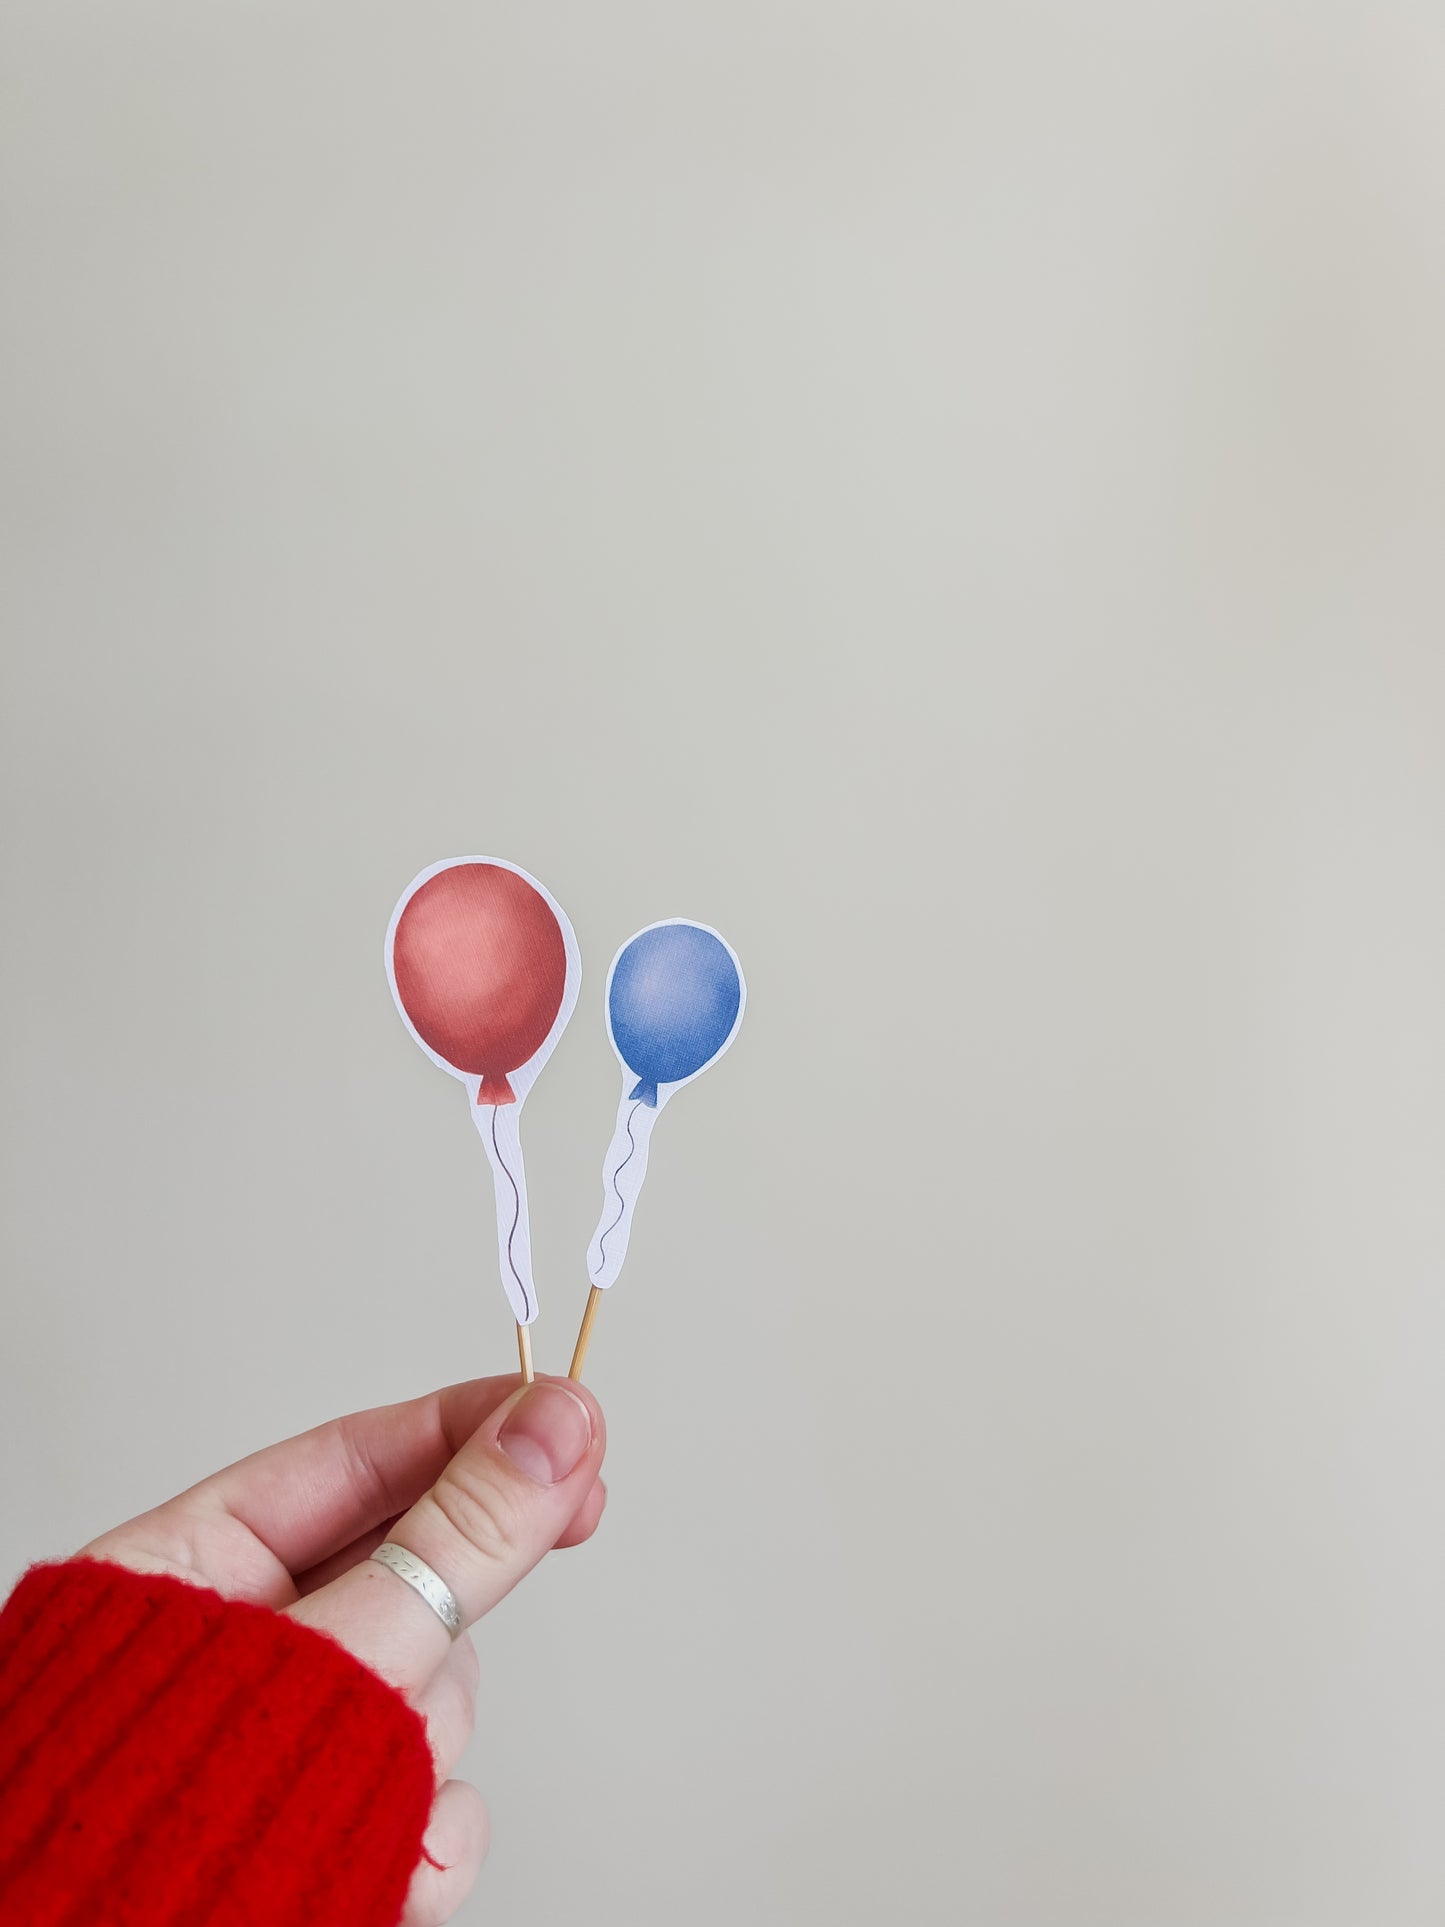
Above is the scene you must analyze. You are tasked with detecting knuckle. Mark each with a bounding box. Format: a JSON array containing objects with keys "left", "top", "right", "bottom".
[
  {"left": 453, "top": 1631, "right": 480, "bottom": 1693},
  {"left": 336, "top": 1413, "right": 390, "bottom": 1512},
  {"left": 435, "top": 1641, "right": 487, "bottom": 1718},
  {"left": 423, "top": 1674, "right": 475, "bottom": 1766},
  {"left": 454, "top": 1780, "right": 491, "bottom": 1863},
  {"left": 454, "top": 1674, "right": 478, "bottom": 1736},
  {"left": 425, "top": 1459, "right": 528, "bottom": 1568}
]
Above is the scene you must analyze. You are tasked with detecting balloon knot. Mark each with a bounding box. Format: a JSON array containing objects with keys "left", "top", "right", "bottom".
[
  {"left": 477, "top": 1072, "right": 517, "bottom": 1105},
  {"left": 628, "top": 1078, "right": 660, "bottom": 1107}
]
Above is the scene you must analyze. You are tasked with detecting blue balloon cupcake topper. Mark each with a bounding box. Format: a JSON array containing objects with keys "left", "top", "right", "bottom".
[
  {"left": 582, "top": 920, "right": 746, "bottom": 1301},
  {"left": 608, "top": 922, "right": 743, "bottom": 1105}
]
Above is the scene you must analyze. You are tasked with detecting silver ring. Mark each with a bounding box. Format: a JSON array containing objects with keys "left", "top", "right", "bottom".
[{"left": 369, "top": 1541, "right": 463, "bottom": 1638}]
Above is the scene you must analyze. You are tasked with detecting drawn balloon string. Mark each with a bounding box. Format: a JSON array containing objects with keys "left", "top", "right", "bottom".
[{"left": 595, "top": 1099, "right": 643, "bottom": 1275}]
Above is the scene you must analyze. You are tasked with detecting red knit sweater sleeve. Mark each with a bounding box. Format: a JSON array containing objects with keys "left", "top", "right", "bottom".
[{"left": 0, "top": 1559, "right": 435, "bottom": 1927}]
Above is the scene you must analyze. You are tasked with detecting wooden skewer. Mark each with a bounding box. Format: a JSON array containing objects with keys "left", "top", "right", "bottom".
[
  {"left": 516, "top": 1320, "right": 535, "bottom": 1385},
  {"left": 568, "top": 1285, "right": 603, "bottom": 1382}
]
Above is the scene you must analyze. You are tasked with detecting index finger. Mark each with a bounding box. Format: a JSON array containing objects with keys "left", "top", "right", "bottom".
[{"left": 173, "top": 1375, "right": 525, "bottom": 1576}]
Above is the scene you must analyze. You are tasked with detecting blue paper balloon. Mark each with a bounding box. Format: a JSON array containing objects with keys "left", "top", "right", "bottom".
[{"left": 608, "top": 923, "right": 742, "bottom": 1105}]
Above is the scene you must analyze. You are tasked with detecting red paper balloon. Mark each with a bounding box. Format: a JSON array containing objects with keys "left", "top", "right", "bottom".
[{"left": 391, "top": 863, "right": 568, "bottom": 1104}]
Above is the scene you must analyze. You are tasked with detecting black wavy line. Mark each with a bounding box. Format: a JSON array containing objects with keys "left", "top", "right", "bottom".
[
  {"left": 596, "top": 1101, "right": 643, "bottom": 1270},
  {"left": 490, "top": 1105, "right": 531, "bottom": 1322}
]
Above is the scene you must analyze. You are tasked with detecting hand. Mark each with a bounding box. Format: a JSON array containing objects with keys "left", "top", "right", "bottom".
[{"left": 79, "top": 1373, "right": 607, "bottom": 1926}]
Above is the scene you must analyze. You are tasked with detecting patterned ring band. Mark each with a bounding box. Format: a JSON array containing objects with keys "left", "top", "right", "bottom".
[{"left": 369, "top": 1542, "right": 464, "bottom": 1639}]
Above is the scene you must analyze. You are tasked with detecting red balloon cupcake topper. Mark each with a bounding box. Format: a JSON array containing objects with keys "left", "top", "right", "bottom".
[
  {"left": 391, "top": 863, "right": 570, "bottom": 1106},
  {"left": 385, "top": 857, "right": 580, "bottom": 1339}
]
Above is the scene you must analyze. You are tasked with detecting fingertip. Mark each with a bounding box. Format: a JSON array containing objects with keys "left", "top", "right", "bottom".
[
  {"left": 554, "top": 1477, "right": 606, "bottom": 1550},
  {"left": 534, "top": 1374, "right": 605, "bottom": 1447},
  {"left": 495, "top": 1381, "right": 596, "bottom": 1486},
  {"left": 402, "top": 1780, "right": 489, "bottom": 1927}
]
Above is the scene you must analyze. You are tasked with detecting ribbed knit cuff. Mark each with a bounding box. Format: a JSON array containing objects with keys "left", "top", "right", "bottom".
[{"left": 0, "top": 1559, "right": 434, "bottom": 1927}]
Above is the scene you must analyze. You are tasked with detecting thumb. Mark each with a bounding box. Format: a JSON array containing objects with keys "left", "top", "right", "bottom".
[{"left": 289, "top": 1376, "right": 605, "bottom": 1691}]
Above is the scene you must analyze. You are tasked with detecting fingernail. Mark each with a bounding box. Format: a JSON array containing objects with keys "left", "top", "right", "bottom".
[{"left": 498, "top": 1383, "right": 594, "bottom": 1486}]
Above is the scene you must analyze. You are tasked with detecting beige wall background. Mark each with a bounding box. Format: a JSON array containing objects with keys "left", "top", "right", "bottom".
[{"left": 3, "top": 6, "right": 1444, "bottom": 1924}]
